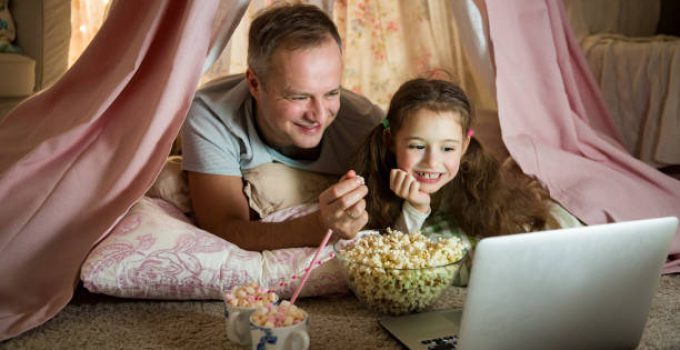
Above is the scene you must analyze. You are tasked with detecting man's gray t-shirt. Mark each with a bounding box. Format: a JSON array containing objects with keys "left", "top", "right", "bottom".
[{"left": 181, "top": 74, "right": 384, "bottom": 177}]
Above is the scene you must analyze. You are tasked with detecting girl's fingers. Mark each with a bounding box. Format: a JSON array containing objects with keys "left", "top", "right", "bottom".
[
  {"left": 389, "top": 169, "right": 399, "bottom": 191},
  {"left": 408, "top": 179, "right": 417, "bottom": 198},
  {"left": 390, "top": 169, "right": 409, "bottom": 197}
]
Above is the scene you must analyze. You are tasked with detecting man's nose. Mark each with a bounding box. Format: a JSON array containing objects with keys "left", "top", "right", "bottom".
[{"left": 305, "top": 98, "right": 326, "bottom": 122}]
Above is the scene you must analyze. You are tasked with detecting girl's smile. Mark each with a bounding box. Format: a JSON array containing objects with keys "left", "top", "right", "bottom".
[
  {"left": 393, "top": 108, "right": 469, "bottom": 194},
  {"left": 413, "top": 171, "right": 443, "bottom": 183}
]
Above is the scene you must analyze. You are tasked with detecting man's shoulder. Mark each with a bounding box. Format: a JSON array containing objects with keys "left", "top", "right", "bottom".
[
  {"left": 197, "top": 73, "right": 247, "bottom": 95},
  {"left": 338, "top": 88, "right": 385, "bottom": 125},
  {"left": 189, "top": 73, "right": 250, "bottom": 125},
  {"left": 193, "top": 73, "right": 249, "bottom": 110}
]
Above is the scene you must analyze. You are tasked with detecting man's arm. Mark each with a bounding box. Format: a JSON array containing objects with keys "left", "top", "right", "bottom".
[{"left": 187, "top": 170, "right": 368, "bottom": 251}]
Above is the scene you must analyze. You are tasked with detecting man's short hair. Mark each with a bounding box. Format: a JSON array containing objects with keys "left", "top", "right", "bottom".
[{"left": 248, "top": 3, "right": 342, "bottom": 81}]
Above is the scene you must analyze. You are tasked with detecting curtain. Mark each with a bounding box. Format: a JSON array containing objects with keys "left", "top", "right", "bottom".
[
  {"left": 0, "top": 0, "right": 248, "bottom": 340},
  {"left": 68, "top": 0, "right": 111, "bottom": 67},
  {"left": 68, "top": 0, "right": 500, "bottom": 152},
  {"left": 191, "top": 0, "right": 493, "bottom": 111},
  {"left": 485, "top": 0, "right": 680, "bottom": 272}
]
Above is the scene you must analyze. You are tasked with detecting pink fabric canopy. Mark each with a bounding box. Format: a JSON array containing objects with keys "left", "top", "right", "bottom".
[
  {"left": 1, "top": 0, "right": 678, "bottom": 342},
  {"left": 0, "top": 1, "right": 248, "bottom": 340},
  {"left": 485, "top": 0, "right": 680, "bottom": 271}
]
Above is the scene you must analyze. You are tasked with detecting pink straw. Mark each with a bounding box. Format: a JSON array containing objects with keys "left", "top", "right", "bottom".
[{"left": 290, "top": 229, "right": 334, "bottom": 304}]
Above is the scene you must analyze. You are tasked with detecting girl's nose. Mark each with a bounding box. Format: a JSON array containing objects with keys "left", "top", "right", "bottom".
[{"left": 421, "top": 148, "right": 438, "bottom": 167}]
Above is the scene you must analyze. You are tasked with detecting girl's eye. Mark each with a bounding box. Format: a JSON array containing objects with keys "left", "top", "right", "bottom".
[
  {"left": 408, "top": 144, "right": 426, "bottom": 150},
  {"left": 442, "top": 147, "right": 456, "bottom": 152}
]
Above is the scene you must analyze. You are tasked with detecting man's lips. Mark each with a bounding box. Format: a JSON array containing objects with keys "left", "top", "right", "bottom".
[{"left": 294, "top": 122, "right": 321, "bottom": 134}]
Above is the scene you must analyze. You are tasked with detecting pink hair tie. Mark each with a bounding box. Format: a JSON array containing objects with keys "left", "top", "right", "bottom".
[{"left": 467, "top": 129, "right": 475, "bottom": 138}]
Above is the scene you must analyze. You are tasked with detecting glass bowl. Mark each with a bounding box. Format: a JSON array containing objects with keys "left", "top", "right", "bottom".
[{"left": 333, "top": 230, "right": 465, "bottom": 315}]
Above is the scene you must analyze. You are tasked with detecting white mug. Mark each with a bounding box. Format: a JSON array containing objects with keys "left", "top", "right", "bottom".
[
  {"left": 249, "top": 312, "right": 310, "bottom": 350},
  {"left": 225, "top": 304, "right": 256, "bottom": 345}
]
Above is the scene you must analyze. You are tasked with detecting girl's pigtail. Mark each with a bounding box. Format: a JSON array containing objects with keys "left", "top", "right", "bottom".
[
  {"left": 353, "top": 126, "right": 402, "bottom": 229},
  {"left": 447, "top": 137, "right": 505, "bottom": 236},
  {"left": 448, "top": 138, "right": 557, "bottom": 236}
]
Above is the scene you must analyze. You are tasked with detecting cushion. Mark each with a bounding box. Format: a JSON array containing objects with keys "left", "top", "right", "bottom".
[
  {"left": 146, "top": 155, "right": 192, "bottom": 214},
  {"left": 147, "top": 156, "right": 336, "bottom": 219},
  {"left": 80, "top": 196, "right": 347, "bottom": 300},
  {"left": 243, "top": 162, "right": 336, "bottom": 218},
  {"left": 0, "top": 53, "right": 35, "bottom": 96}
]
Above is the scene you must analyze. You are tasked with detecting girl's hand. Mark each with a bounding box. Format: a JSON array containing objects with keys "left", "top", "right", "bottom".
[{"left": 389, "top": 169, "right": 430, "bottom": 213}]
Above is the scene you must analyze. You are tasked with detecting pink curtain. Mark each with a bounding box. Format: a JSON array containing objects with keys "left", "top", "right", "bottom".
[
  {"left": 485, "top": 0, "right": 680, "bottom": 272},
  {"left": 0, "top": 1, "right": 247, "bottom": 340}
]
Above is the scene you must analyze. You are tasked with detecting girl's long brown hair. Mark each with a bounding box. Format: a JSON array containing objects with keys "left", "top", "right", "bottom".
[{"left": 354, "top": 78, "right": 557, "bottom": 236}]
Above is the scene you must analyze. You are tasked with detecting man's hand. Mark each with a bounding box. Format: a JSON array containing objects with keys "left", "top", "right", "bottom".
[
  {"left": 318, "top": 170, "right": 368, "bottom": 240},
  {"left": 389, "top": 169, "right": 430, "bottom": 213}
]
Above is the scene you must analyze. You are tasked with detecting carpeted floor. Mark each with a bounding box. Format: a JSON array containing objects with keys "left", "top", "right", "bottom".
[{"left": 2, "top": 275, "right": 679, "bottom": 350}]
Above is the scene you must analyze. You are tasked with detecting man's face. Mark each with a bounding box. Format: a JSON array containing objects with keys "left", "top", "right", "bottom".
[{"left": 247, "top": 38, "right": 343, "bottom": 150}]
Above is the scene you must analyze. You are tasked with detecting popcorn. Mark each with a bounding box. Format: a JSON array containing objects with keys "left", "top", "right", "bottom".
[
  {"left": 250, "top": 300, "right": 307, "bottom": 328},
  {"left": 336, "top": 229, "right": 465, "bottom": 315},
  {"left": 224, "top": 282, "right": 278, "bottom": 308}
]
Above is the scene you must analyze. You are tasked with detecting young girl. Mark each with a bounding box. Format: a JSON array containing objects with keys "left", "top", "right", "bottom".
[{"left": 354, "top": 78, "right": 570, "bottom": 244}]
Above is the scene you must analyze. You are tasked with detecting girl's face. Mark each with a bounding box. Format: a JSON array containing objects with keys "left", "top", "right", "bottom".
[{"left": 392, "top": 108, "right": 469, "bottom": 194}]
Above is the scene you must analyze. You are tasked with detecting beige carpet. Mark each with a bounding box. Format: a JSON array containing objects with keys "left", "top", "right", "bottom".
[{"left": 2, "top": 275, "right": 679, "bottom": 350}]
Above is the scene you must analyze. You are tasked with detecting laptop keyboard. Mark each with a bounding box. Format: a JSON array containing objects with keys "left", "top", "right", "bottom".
[{"left": 421, "top": 335, "right": 458, "bottom": 349}]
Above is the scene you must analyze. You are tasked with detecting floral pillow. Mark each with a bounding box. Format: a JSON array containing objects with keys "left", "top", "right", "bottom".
[{"left": 80, "top": 196, "right": 347, "bottom": 300}]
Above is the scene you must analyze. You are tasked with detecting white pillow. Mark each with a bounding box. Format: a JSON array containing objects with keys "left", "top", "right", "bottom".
[{"left": 81, "top": 197, "right": 347, "bottom": 300}]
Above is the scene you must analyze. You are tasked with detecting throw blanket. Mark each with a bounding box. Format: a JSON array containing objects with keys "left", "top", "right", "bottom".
[{"left": 582, "top": 33, "right": 680, "bottom": 166}]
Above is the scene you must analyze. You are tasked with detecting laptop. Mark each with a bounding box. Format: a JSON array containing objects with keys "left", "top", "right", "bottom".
[{"left": 379, "top": 216, "right": 678, "bottom": 350}]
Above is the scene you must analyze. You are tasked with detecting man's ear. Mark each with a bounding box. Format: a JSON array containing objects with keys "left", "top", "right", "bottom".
[{"left": 245, "top": 68, "right": 261, "bottom": 98}]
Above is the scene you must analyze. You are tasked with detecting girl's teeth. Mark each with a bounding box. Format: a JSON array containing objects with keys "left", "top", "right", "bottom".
[{"left": 417, "top": 172, "right": 439, "bottom": 179}]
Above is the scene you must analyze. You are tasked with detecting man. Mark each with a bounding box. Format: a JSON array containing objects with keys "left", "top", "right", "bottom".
[{"left": 181, "top": 4, "right": 384, "bottom": 251}]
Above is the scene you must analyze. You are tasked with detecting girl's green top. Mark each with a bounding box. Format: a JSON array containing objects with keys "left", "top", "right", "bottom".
[{"left": 420, "top": 210, "right": 476, "bottom": 287}]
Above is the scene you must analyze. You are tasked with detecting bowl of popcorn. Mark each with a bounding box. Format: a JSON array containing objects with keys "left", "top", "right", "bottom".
[{"left": 333, "top": 229, "right": 465, "bottom": 315}]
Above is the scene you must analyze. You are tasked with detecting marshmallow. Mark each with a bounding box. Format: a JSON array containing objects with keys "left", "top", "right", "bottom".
[
  {"left": 224, "top": 282, "right": 278, "bottom": 308},
  {"left": 251, "top": 301, "right": 306, "bottom": 328}
]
